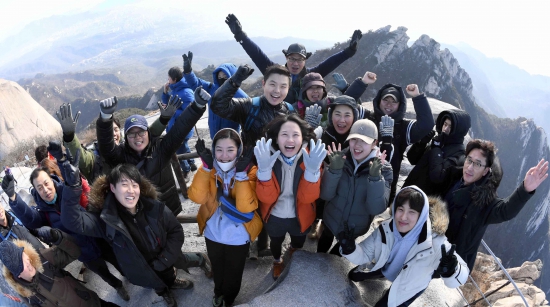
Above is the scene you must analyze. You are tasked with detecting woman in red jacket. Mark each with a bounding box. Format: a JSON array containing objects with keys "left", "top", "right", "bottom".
[{"left": 254, "top": 114, "right": 327, "bottom": 279}]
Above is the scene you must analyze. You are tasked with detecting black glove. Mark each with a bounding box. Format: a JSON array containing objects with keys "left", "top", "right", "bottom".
[
  {"left": 431, "top": 132, "right": 446, "bottom": 148},
  {"left": 1, "top": 172, "right": 16, "bottom": 198},
  {"left": 61, "top": 148, "right": 81, "bottom": 187},
  {"left": 337, "top": 222, "right": 356, "bottom": 255},
  {"left": 230, "top": 65, "right": 254, "bottom": 88},
  {"left": 55, "top": 103, "right": 80, "bottom": 143},
  {"left": 235, "top": 146, "right": 254, "bottom": 173},
  {"left": 158, "top": 95, "right": 183, "bottom": 125},
  {"left": 47, "top": 141, "right": 64, "bottom": 162},
  {"left": 348, "top": 30, "right": 363, "bottom": 52},
  {"left": 436, "top": 244, "right": 458, "bottom": 278},
  {"left": 36, "top": 226, "right": 61, "bottom": 245},
  {"left": 225, "top": 14, "right": 246, "bottom": 41},
  {"left": 182, "top": 51, "right": 193, "bottom": 74},
  {"left": 419, "top": 130, "right": 436, "bottom": 146},
  {"left": 195, "top": 139, "right": 214, "bottom": 170}
]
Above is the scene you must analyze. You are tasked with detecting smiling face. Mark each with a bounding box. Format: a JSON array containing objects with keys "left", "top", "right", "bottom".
[
  {"left": 462, "top": 148, "right": 489, "bottom": 185},
  {"left": 110, "top": 176, "right": 140, "bottom": 214},
  {"left": 126, "top": 127, "right": 149, "bottom": 154},
  {"left": 113, "top": 122, "right": 121, "bottom": 145},
  {"left": 442, "top": 118, "right": 452, "bottom": 135},
  {"left": 277, "top": 121, "right": 303, "bottom": 157},
  {"left": 380, "top": 96, "right": 400, "bottom": 116},
  {"left": 215, "top": 138, "right": 238, "bottom": 163},
  {"left": 348, "top": 138, "right": 375, "bottom": 163},
  {"left": 286, "top": 54, "right": 306, "bottom": 75},
  {"left": 32, "top": 171, "right": 56, "bottom": 203},
  {"left": 394, "top": 201, "right": 420, "bottom": 234},
  {"left": 306, "top": 85, "right": 324, "bottom": 102},
  {"left": 18, "top": 252, "right": 36, "bottom": 282},
  {"left": 332, "top": 105, "right": 354, "bottom": 135},
  {"left": 262, "top": 73, "right": 290, "bottom": 106}
]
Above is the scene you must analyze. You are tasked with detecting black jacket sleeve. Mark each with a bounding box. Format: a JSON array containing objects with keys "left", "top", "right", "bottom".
[
  {"left": 155, "top": 206, "right": 185, "bottom": 268},
  {"left": 238, "top": 36, "right": 276, "bottom": 75},
  {"left": 96, "top": 116, "right": 126, "bottom": 166},
  {"left": 428, "top": 147, "right": 462, "bottom": 184},
  {"left": 407, "top": 94, "right": 435, "bottom": 145},
  {"left": 486, "top": 183, "right": 534, "bottom": 225},
  {"left": 407, "top": 142, "right": 429, "bottom": 165},
  {"left": 210, "top": 80, "right": 253, "bottom": 126},
  {"left": 309, "top": 49, "right": 354, "bottom": 77},
  {"left": 343, "top": 77, "right": 368, "bottom": 101}
]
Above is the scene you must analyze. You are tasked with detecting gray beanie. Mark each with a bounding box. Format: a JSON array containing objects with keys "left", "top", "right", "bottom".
[{"left": 0, "top": 240, "right": 24, "bottom": 277}]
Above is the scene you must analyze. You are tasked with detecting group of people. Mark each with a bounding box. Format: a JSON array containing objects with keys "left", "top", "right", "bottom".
[{"left": 0, "top": 13, "right": 548, "bottom": 307}]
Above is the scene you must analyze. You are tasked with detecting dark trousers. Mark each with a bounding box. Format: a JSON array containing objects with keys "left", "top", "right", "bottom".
[
  {"left": 205, "top": 238, "right": 249, "bottom": 305},
  {"left": 265, "top": 216, "right": 309, "bottom": 260},
  {"left": 316, "top": 226, "right": 341, "bottom": 256},
  {"left": 84, "top": 258, "right": 122, "bottom": 289},
  {"left": 100, "top": 298, "right": 120, "bottom": 307},
  {"left": 154, "top": 266, "right": 177, "bottom": 294},
  {"left": 374, "top": 287, "right": 425, "bottom": 307}
]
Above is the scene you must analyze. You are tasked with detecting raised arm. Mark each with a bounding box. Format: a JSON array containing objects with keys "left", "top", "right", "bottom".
[
  {"left": 405, "top": 84, "right": 435, "bottom": 145},
  {"left": 210, "top": 65, "right": 254, "bottom": 124},
  {"left": 407, "top": 131, "right": 434, "bottom": 165},
  {"left": 309, "top": 30, "right": 362, "bottom": 77},
  {"left": 96, "top": 97, "right": 126, "bottom": 166},
  {"left": 225, "top": 14, "right": 276, "bottom": 74}
]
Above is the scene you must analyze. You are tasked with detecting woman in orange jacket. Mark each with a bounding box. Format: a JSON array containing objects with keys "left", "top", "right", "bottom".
[
  {"left": 254, "top": 114, "right": 327, "bottom": 280},
  {"left": 188, "top": 128, "right": 262, "bottom": 307}
]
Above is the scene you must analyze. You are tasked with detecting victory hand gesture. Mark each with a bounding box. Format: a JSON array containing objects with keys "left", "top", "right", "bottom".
[
  {"left": 523, "top": 159, "right": 549, "bottom": 192},
  {"left": 436, "top": 244, "right": 458, "bottom": 278}
]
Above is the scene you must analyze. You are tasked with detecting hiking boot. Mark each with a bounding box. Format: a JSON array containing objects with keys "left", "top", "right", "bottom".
[
  {"left": 183, "top": 171, "right": 191, "bottom": 183},
  {"left": 249, "top": 241, "right": 258, "bottom": 260},
  {"left": 308, "top": 220, "right": 324, "bottom": 240},
  {"left": 212, "top": 295, "right": 225, "bottom": 307},
  {"left": 272, "top": 261, "right": 285, "bottom": 280},
  {"left": 171, "top": 277, "right": 194, "bottom": 289},
  {"left": 199, "top": 252, "right": 213, "bottom": 278},
  {"left": 190, "top": 163, "right": 198, "bottom": 172},
  {"left": 116, "top": 285, "right": 130, "bottom": 301},
  {"left": 161, "top": 289, "right": 177, "bottom": 307},
  {"left": 287, "top": 247, "right": 298, "bottom": 258}
]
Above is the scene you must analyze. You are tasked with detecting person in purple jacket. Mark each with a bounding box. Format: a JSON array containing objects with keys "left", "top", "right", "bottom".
[{"left": 225, "top": 14, "right": 362, "bottom": 104}]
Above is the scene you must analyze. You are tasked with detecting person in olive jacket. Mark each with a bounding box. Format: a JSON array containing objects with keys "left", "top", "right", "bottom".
[{"left": 95, "top": 89, "right": 208, "bottom": 216}]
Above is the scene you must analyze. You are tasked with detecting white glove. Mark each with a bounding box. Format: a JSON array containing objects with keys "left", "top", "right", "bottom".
[
  {"left": 254, "top": 137, "right": 280, "bottom": 181},
  {"left": 100, "top": 97, "right": 118, "bottom": 119},
  {"left": 302, "top": 139, "right": 327, "bottom": 182}
]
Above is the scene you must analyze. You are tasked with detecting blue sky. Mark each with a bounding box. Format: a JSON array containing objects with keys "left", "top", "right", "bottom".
[{"left": 1, "top": 0, "right": 548, "bottom": 76}]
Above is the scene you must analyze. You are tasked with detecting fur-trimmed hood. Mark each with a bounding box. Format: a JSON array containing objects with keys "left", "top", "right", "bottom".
[
  {"left": 427, "top": 196, "right": 450, "bottom": 235},
  {"left": 3, "top": 239, "right": 44, "bottom": 298},
  {"left": 87, "top": 174, "right": 158, "bottom": 212}
]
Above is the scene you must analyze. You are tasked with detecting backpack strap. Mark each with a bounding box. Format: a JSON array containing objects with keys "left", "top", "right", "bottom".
[
  {"left": 244, "top": 97, "right": 262, "bottom": 131},
  {"left": 284, "top": 102, "right": 295, "bottom": 113}
]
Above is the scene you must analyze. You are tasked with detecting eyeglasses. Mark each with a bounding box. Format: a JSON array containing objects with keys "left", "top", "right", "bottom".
[
  {"left": 287, "top": 57, "right": 305, "bottom": 63},
  {"left": 127, "top": 131, "right": 147, "bottom": 139},
  {"left": 464, "top": 156, "right": 486, "bottom": 170}
]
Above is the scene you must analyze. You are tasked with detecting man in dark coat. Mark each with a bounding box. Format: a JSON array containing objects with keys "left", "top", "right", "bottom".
[
  {"left": 0, "top": 227, "right": 119, "bottom": 307},
  {"left": 440, "top": 139, "right": 548, "bottom": 270},
  {"left": 95, "top": 90, "right": 207, "bottom": 215},
  {"left": 404, "top": 109, "right": 471, "bottom": 195},
  {"left": 224, "top": 14, "right": 362, "bottom": 104},
  {"left": 364, "top": 84, "right": 434, "bottom": 201}
]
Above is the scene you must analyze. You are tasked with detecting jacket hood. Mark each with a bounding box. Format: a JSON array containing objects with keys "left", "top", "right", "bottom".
[
  {"left": 372, "top": 84, "right": 408, "bottom": 122},
  {"left": 327, "top": 95, "right": 360, "bottom": 128},
  {"left": 436, "top": 109, "right": 471, "bottom": 144},
  {"left": 211, "top": 128, "right": 244, "bottom": 158},
  {"left": 391, "top": 186, "right": 449, "bottom": 235},
  {"left": 88, "top": 174, "right": 158, "bottom": 212},
  {"left": 3, "top": 239, "right": 44, "bottom": 298},
  {"left": 471, "top": 156, "right": 503, "bottom": 207},
  {"left": 213, "top": 63, "right": 238, "bottom": 87}
]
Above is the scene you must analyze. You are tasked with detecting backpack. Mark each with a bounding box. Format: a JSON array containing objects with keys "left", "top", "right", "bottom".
[{"left": 243, "top": 97, "right": 295, "bottom": 131}]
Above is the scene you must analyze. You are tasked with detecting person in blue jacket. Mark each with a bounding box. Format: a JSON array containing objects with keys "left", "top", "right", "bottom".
[
  {"left": 225, "top": 14, "right": 362, "bottom": 104},
  {"left": 181, "top": 52, "right": 244, "bottom": 139},
  {"left": 162, "top": 66, "right": 197, "bottom": 179}
]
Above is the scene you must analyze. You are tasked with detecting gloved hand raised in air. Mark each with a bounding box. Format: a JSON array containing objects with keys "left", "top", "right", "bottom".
[
  {"left": 56, "top": 103, "right": 80, "bottom": 142},
  {"left": 235, "top": 146, "right": 255, "bottom": 173},
  {"left": 347, "top": 30, "right": 363, "bottom": 53},
  {"left": 158, "top": 95, "right": 183, "bottom": 125},
  {"left": 61, "top": 148, "right": 81, "bottom": 187},
  {"left": 331, "top": 73, "right": 348, "bottom": 92},
  {"left": 230, "top": 65, "right": 254, "bottom": 88},
  {"left": 225, "top": 14, "right": 247, "bottom": 41},
  {"left": 99, "top": 96, "right": 118, "bottom": 119},
  {"left": 302, "top": 139, "right": 327, "bottom": 182},
  {"left": 254, "top": 137, "right": 280, "bottom": 181},
  {"left": 36, "top": 226, "right": 62, "bottom": 245},
  {"left": 1, "top": 170, "right": 16, "bottom": 199},
  {"left": 194, "top": 86, "right": 211, "bottom": 108},
  {"left": 327, "top": 142, "right": 346, "bottom": 171},
  {"left": 304, "top": 104, "right": 322, "bottom": 129},
  {"left": 182, "top": 51, "right": 193, "bottom": 74},
  {"left": 195, "top": 139, "right": 213, "bottom": 170},
  {"left": 47, "top": 141, "right": 64, "bottom": 162},
  {"left": 436, "top": 244, "right": 458, "bottom": 277}
]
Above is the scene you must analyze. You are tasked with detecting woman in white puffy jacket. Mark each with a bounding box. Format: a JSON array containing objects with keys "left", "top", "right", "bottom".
[{"left": 339, "top": 186, "right": 469, "bottom": 307}]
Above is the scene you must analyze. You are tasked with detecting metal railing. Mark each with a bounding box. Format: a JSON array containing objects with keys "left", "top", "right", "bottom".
[{"left": 457, "top": 239, "right": 530, "bottom": 307}]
